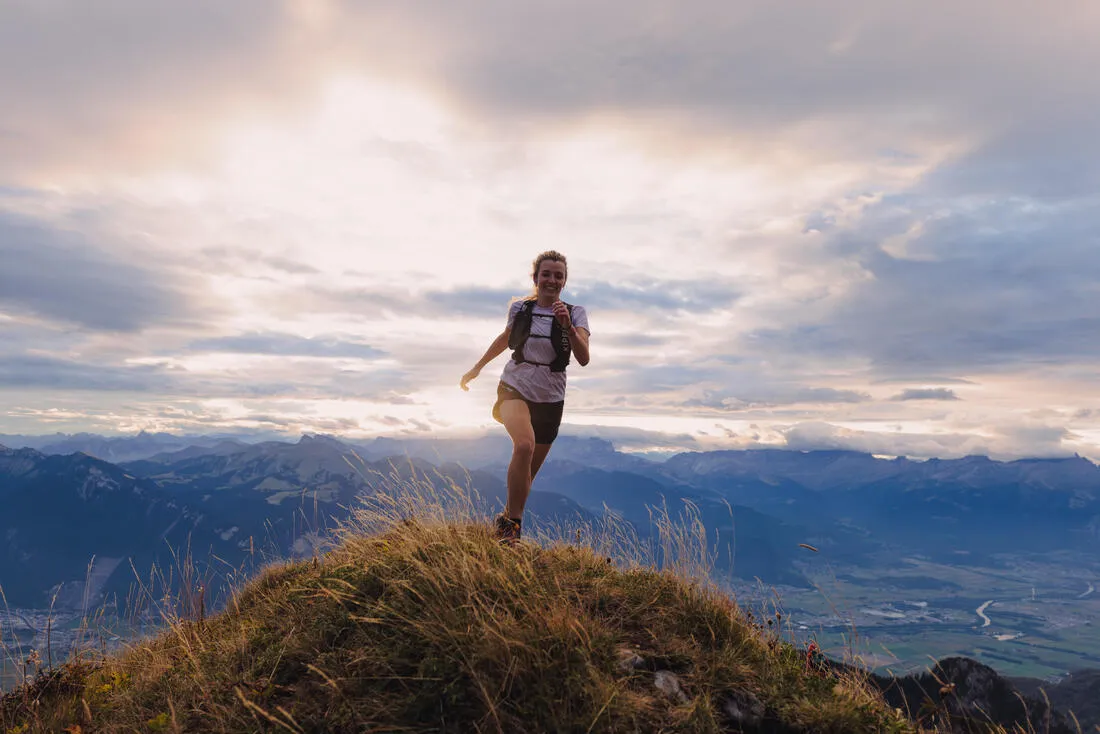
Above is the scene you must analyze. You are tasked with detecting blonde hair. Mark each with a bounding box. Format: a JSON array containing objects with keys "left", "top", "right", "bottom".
[
  {"left": 521, "top": 250, "right": 568, "bottom": 299},
  {"left": 532, "top": 250, "right": 568, "bottom": 281}
]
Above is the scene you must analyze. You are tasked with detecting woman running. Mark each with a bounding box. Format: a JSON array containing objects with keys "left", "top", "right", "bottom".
[{"left": 460, "top": 250, "right": 590, "bottom": 543}]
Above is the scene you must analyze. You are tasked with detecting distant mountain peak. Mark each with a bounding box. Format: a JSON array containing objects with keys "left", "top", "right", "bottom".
[
  {"left": 1014, "top": 454, "right": 1095, "bottom": 466},
  {"left": 1, "top": 446, "right": 44, "bottom": 461},
  {"left": 297, "top": 433, "right": 352, "bottom": 449}
]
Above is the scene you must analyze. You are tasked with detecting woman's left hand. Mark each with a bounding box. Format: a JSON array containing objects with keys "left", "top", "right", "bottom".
[{"left": 552, "top": 300, "right": 571, "bottom": 328}]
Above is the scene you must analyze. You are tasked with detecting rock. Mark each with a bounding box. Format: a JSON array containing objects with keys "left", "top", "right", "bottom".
[
  {"left": 868, "top": 656, "right": 1080, "bottom": 734},
  {"left": 722, "top": 688, "right": 765, "bottom": 727},
  {"left": 654, "top": 670, "right": 689, "bottom": 703},
  {"left": 616, "top": 647, "right": 646, "bottom": 672}
]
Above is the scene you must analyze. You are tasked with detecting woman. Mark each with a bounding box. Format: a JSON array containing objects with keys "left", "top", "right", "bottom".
[{"left": 460, "top": 250, "right": 590, "bottom": 543}]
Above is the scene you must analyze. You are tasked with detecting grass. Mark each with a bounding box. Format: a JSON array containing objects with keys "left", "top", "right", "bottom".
[{"left": 0, "top": 460, "right": 1012, "bottom": 733}]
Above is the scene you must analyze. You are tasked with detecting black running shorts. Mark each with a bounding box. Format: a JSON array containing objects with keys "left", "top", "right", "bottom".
[{"left": 492, "top": 381, "right": 565, "bottom": 445}]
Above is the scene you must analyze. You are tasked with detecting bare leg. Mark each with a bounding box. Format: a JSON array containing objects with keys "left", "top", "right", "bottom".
[
  {"left": 502, "top": 443, "right": 555, "bottom": 519},
  {"left": 530, "top": 443, "right": 553, "bottom": 481},
  {"left": 499, "top": 400, "right": 536, "bottom": 519}
]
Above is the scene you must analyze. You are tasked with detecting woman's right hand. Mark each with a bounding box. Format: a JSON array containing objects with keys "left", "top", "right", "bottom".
[{"left": 460, "top": 366, "right": 481, "bottom": 391}]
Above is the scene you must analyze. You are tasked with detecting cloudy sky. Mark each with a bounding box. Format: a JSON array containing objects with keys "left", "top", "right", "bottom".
[{"left": 2, "top": 1, "right": 1099, "bottom": 459}]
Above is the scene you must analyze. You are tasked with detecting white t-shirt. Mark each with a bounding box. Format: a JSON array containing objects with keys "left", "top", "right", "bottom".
[{"left": 500, "top": 299, "right": 590, "bottom": 403}]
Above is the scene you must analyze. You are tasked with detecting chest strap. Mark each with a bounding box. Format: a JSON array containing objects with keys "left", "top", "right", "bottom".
[{"left": 508, "top": 300, "right": 574, "bottom": 373}]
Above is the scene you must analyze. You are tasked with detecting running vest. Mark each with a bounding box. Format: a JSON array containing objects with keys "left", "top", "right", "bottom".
[{"left": 508, "top": 300, "right": 574, "bottom": 373}]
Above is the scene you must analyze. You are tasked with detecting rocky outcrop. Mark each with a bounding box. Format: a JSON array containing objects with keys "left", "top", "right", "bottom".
[
  {"left": 869, "top": 657, "right": 1078, "bottom": 734},
  {"left": 1013, "top": 669, "right": 1100, "bottom": 733}
]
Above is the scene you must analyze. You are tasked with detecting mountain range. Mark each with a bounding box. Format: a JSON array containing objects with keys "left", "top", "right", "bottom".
[
  {"left": 0, "top": 436, "right": 591, "bottom": 610},
  {"left": 3, "top": 432, "right": 1100, "bottom": 608},
  {"left": 1, "top": 432, "right": 1099, "bottom": 729}
]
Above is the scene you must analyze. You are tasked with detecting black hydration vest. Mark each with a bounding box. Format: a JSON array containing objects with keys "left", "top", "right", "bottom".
[{"left": 508, "top": 300, "right": 574, "bottom": 373}]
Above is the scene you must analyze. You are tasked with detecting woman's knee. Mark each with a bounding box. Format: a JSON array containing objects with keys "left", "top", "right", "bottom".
[{"left": 511, "top": 435, "right": 536, "bottom": 458}]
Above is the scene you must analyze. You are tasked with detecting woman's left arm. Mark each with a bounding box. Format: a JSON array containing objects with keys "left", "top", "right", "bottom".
[
  {"left": 553, "top": 301, "right": 591, "bottom": 366},
  {"left": 568, "top": 325, "right": 590, "bottom": 366}
]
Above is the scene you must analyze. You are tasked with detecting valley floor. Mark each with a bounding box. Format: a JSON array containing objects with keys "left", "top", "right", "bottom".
[
  {"left": 741, "top": 549, "right": 1100, "bottom": 679},
  {"left": 1, "top": 609, "right": 145, "bottom": 690}
]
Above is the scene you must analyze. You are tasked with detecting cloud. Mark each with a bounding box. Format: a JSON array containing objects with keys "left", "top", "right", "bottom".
[
  {"left": 782, "top": 420, "right": 1075, "bottom": 460},
  {"left": 254, "top": 282, "right": 520, "bottom": 323},
  {"left": 0, "top": 346, "right": 413, "bottom": 402},
  {"left": 569, "top": 278, "right": 739, "bottom": 314},
  {"left": 198, "top": 248, "right": 322, "bottom": 276},
  {"left": 561, "top": 424, "right": 703, "bottom": 454},
  {"left": 744, "top": 194, "right": 1100, "bottom": 374},
  {"left": 319, "top": 3, "right": 1100, "bottom": 197},
  {"left": 8, "top": 2, "right": 1096, "bottom": 184},
  {"left": 685, "top": 387, "right": 870, "bottom": 410},
  {"left": 0, "top": 354, "right": 310, "bottom": 398},
  {"left": 3, "top": 1, "right": 1100, "bottom": 459},
  {"left": 188, "top": 332, "right": 386, "bottom": 359},
  {"left": 588, "top": 364, "right": 717, "bottom": 395},
  {"left": 873, "top": 376, "right": 975, "bottom": 385},
  {"left": 426, "top": 288, "right": 522, "bottom": 318},
  {"left": 599, "top": 333, "right": 671, "bottom": 348},
  {"left": 422, "top": 278, "right": 739, "bottom": 319},
  {"left": 0, "top": 355, "right": 173, "bottom": 392},
  {"left": 0, "top": 1, "right": 334, "bottom": 181},
  {"left": 214, "top": 412, "right": 364, "bottom": 433},
  {"left": 891, "top": 388, "right": 960, "bottom": 401},
  {"left": 254, "top": 283, "right": 422, "bottom": 321},
  {"left": 0, "top": 212, "right": 199, "bottom": 331},
  {"left": 997, "top": 424, "right": 1073, "bottom": 447}
]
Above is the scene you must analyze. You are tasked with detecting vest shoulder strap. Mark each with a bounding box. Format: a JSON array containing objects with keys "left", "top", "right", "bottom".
[
  {"left": 510, "top": 300, "right": 575, "bottom": 372},
  {"left": 507, "top": 299, "right": 536, "bottom": 351}
]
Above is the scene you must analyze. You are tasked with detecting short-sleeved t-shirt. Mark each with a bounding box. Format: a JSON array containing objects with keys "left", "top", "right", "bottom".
[{"left": 500, "top": 299, "right": 590, "bottom": 403}]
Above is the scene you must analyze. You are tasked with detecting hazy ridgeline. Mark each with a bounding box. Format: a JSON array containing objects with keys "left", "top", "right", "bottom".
[{"left": 1, "top": 436, "right": 1098, "bottom": 731}]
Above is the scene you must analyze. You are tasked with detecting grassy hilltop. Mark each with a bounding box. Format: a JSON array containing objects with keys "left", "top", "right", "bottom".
[
  {"left": 8, "top": 470, "right": 1063, "bottom": 734},
  {"left": 0, "top": 512, "right": 918, "bottom": 733}
]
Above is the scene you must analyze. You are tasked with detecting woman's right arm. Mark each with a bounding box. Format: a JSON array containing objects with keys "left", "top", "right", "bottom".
[{"left": 460, "top": 327, "right": 511, "bottom": 391}]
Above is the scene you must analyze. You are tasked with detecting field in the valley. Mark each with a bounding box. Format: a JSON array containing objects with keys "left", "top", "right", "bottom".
[{"left": 744, "top": 550, "right": 1100, "bottom": 679}]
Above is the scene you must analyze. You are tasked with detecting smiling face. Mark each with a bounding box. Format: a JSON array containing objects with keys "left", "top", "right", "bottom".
[{"left": 534, "top": 259, "right": 567, "bottom": 301}]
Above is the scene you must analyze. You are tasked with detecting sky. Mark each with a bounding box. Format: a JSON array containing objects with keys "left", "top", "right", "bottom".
[{"left": 2, "top": 1, "right": 1100, "bottom": 460}]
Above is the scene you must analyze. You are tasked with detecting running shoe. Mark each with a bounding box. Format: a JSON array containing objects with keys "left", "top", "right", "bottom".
[{"left": 493, "top": 514, "right": 522, "bottom": 544}]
